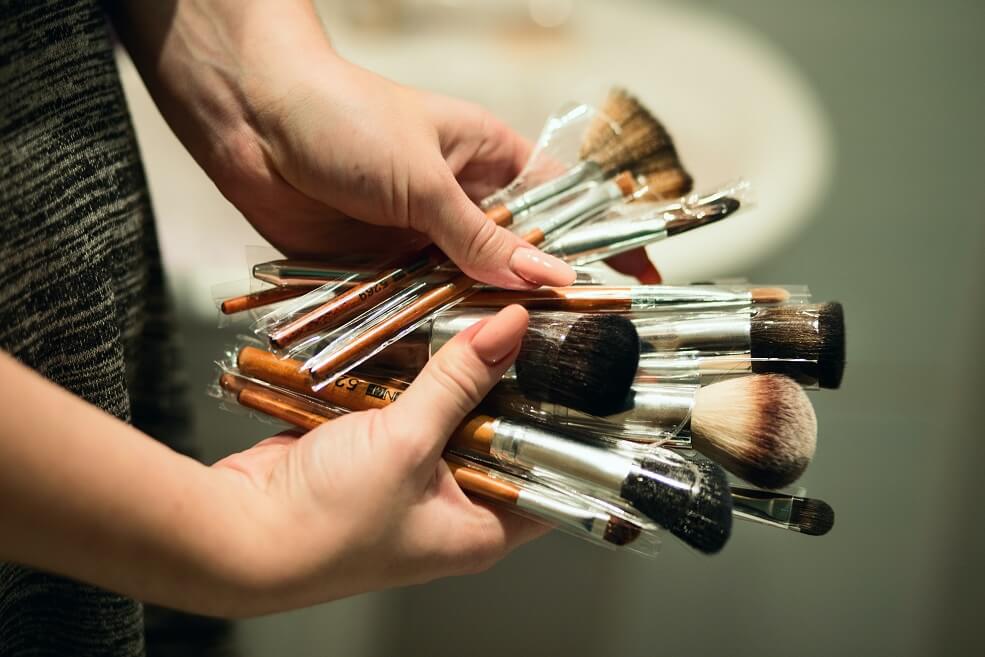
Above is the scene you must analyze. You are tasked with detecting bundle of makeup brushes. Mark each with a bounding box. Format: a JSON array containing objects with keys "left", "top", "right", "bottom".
[{"left": 213, "top": 88, "right": 844, "bottom": 556}]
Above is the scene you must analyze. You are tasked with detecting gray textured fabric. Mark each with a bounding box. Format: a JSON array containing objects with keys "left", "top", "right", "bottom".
[{"left": 0, "top": 1, "right": 191, "bottom": 654}]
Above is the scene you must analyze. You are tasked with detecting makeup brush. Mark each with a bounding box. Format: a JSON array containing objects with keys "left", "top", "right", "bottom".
[
  {"left": 218, "top": 373, "right": 646, "bottom": 548},
  {"left": 444, "top": 457, "right": 647, "bottom": 548},
  {"left": 731, "top": 486, "right": 835, "bottom": 536},
  {"left": 632, "top": 302, "right": 846, "bottom": 389},
  {"left": 231, "top": 348, "right": 733, "bottom": 552},
  {"left": 221, "top": 285, "right": 319, "bottom": 315},
  {"left": 255, "top": 309, "right": 641, "bottom": 416},
  {"left": 488, "top": 87, "right": 683, "bottom": 221},
  {"left": 489, "top": 374, "right": 818, "bottom": 490},
  {"left": 541, "top": 195, "right": 739, "bottom": 266},
  {"left": 462, "top": 284, "right": 792, "bottom": 312}
]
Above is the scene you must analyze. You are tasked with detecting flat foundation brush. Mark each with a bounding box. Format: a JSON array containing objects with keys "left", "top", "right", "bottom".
[
  {"left": 731, "top": 486, "right": 835, "bottom": 536},
  {"left": 232, "top": 348, "right": 733, "bottom": 553},
  {"left": 217, "top": 373, "right": 646, "bottom": 548}
]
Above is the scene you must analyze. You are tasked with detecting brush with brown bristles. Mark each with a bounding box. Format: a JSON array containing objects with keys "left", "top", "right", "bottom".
[
  {"left": 489, "top": 374, "right": 818, "bottom": 490},
  {"left": 731, "top": 486, "right": 835, "bottom": 536}
]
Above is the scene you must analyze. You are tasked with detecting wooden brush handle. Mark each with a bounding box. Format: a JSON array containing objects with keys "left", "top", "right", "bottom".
[
  {"left": 307, "top": 271, "right": 480, "bottom": 381},
  {"left": 220, "top": 286, "right": 313, "bottom": 315},
  {"left": 221, "top": 373, "right": 513, "bottom": 504},
  {"left": 268, "top": 209, "right": 515, "bottom": 349},
  {"left": 237, "top": 347, "right": 497, "bottom": 454},
  {"left": 463, "top": 286, "right": 635, "bottom": 311}
]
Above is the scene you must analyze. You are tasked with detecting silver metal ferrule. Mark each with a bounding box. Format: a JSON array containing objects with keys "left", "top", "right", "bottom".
[
  {"left": 635, "top": 352, "right": 701, "bottom": 386},
  {"left": 633, "top": 314, "right": 752, "bottom": 353},
  {"left": 543, "top": 217, "right": 668, "bottom": 265},
  {"left": 628, "top": 286, "right": 753, "bottom": 311},
  {"left": 489, "top": 418, "right": 634, "bottom": 491},
  {"left": 515, "top": 487, "right": 611, "bottom": 541},
  {"left": 530, "top": 178, "right": 629, "bottom": 238},
  {"left": 504, "top": 161, "right": 601, "bottom": 216},
  {"left": 429, "top": 310, "right": 493, "bottom": 356}
]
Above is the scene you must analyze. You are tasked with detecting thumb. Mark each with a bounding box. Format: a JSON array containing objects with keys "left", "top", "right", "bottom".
[
  {"left": 420, "top": 171, "right": 575, "bottom": 289},
  {"left": 382, "top": 305, "right": 529, "bottom": 466}
]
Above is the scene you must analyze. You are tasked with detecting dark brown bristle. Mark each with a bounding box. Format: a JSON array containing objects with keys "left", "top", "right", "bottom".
[
  {"left": 579, "top": 88, "right": 650, "bottom": 160},
  {"left": 639, "top": 168, "right": 694, "bottom": 201},
  {"left": 691, "top": 375, "right": 817, "bottom": 489},
  {"left": 603, "top": 516, "right": 644, "bottom": 546},
  {"left": 515, "top": 313, "right": 640, "bottom": 416},
  {"left": 619, "top": 449, "right": 732, "bottom": 553},
  {"left": 750, "top": 302, "right": 846, "bottom": 389},
  {"left": 791, "top": 498, "right": 835, "bottom": 536}
]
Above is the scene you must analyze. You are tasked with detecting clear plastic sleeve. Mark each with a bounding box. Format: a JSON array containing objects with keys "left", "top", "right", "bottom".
[{"left": 213, "top": 356, "right": 661, "bottom": 554}]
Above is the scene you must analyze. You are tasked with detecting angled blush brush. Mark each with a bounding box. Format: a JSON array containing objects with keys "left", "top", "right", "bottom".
[{"left": 217, "top": 373, "right": 645, "bottom": 548}]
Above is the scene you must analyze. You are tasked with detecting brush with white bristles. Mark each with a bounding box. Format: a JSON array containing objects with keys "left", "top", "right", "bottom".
[{"left": 488, "top": 374, "right": 818, "bottom": 490}]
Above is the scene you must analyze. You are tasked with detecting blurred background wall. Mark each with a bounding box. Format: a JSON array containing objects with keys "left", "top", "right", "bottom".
[{"left": 120, "top": 1, "right": 985, "bottom": 655}]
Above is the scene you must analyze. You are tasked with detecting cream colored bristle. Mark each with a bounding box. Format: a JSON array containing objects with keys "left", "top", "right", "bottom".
[{"left": 691, "top": 374, "right": 817, "bottom": 489}]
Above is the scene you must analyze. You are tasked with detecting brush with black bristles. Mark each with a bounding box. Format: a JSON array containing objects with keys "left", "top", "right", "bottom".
[
  {"left": 632, "top": 302, "right": 847, "bottom": 389},
  {"left": 488, "top": 374, "right": 818, "bottom": 490},
  {"left": 450, "top": 422, "right": 733, "bottom": 553},
  {"left": 484, "top": 87, "right": 687, "bottom": 223},
  {"left": 731, "top": 486, "right": 835, "bottom": 536},
  {"left": 365, "top": 311, "right": 641, "bottom": 417}
]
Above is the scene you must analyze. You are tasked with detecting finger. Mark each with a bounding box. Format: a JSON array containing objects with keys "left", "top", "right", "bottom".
[
  {"left": 383, "top": 305, "right": 529, "bottom": 464},
  {"left": 604, "top": 247, "right": 662, "bottom": 284},
  {"left": 421, "top": 171, "right": 575, "bottom": 289}
]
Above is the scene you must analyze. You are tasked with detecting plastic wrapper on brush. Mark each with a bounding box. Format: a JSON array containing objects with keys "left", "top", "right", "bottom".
[
  {"left": 481, "top": 88, "right": 691, "bottom": 221},
  {"left": 212, "top": 366, "right": 662, "bottom": 555},
  {"left": 636, "top": 350, "right": 831, "bottom": 391},
  {"left": 362, "top": 309, "right": 641, "bottom": 417},
  {"left": 443, "top": 454, "right": 661, "bottom": 555},
  {"left": 539, "top": 181, "right": 750, "bottom": 266},
  {"left": 218, "top": 343, "right": 730, "bottom": 553},
  {"left": 485, "top": 373, "right": 818, "bottom": 491},
  {"left": 631, "top": 302, "right": 846, "bottom": 389},
  {"left": 460, "top": 283, "right": 809, "bottom": 314}
]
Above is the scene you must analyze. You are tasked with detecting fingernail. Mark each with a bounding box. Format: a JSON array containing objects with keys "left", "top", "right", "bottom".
[
  {"left": 509, "top": 248, "right": 576, "bottom": 286},
  {"left": 470, "top": 305, "right": 529, "bottom": 365}
]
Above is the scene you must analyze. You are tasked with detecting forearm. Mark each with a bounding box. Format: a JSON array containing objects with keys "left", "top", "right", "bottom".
[
  {"left": 0, "top": 352, "right": 267, "bottom": 615},
  {"left": 105, "top": 0, "right": 339, "bottom": 176}
]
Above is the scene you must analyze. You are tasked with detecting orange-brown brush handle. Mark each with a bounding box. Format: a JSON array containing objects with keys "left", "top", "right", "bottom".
[
  {"left": 268, "top": 209, "right": 516, "bottom": 349},
  {"left": 220, "top": 286, "right": 314, "bottom": 315},
  {"left": 238, "top": 346, "right": 405, "bottom": 410},
  {"left": 463, "top": 286, "right": 635, "bottom": 311},
  {"left": 221, "top": 372, "right": 511, "bottom": 503},
  {"left": 307, "top": 271, "right": 479, "bottom": 381},
  {"left": 236, "top": 346, "right": 496, "bottom": 453}
]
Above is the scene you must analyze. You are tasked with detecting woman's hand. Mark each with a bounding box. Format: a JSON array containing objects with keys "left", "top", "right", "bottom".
[
  {"left": 0, "top": 307, "right": 546, "bottom": 617},
  {"left": 110, "top": 0, "right": 575, "bottom": 289},
  {"left": 211, "top": 305, "right": 545, "bottom": 615}
]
